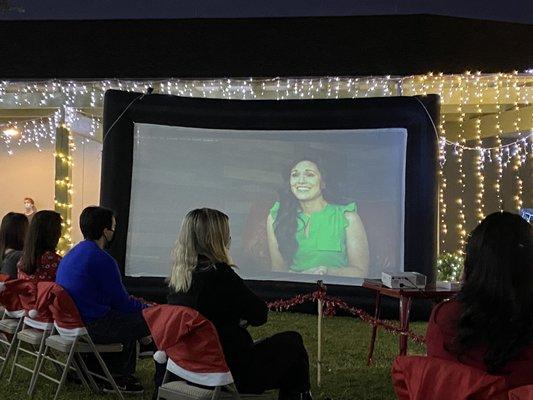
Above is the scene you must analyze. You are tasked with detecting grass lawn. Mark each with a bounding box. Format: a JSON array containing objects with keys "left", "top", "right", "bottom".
[{"left": 0, "top": 312, "right": 426, "bottom": 400}]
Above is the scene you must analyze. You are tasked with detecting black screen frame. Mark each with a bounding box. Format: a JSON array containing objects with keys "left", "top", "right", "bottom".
[{"left": 101, "top": 90, "right": 439, "bottom": 304}]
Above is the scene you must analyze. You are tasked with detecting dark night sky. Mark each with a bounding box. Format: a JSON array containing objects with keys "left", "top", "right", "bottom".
[{"left": 1, "top": 0, "right": 532, "bottom": 24}]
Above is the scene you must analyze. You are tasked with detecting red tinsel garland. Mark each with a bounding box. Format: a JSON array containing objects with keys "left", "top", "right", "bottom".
[{"left": 266, "top": 284, "right": 426, "bottom": 345}]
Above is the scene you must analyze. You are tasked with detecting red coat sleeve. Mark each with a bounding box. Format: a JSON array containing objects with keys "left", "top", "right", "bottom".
[{"left": 426, "top": 300, "right": 460, "bottom": 362}]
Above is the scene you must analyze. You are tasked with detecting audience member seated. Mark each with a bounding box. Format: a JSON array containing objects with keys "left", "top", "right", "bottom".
[
  {"left": 56, "top": 206, "right": 151, "bottom": 394},
  {"left": 17, "top": 210, "right": 62, "bottom": 282},
  {"left": 426, "top": 211, "right": 533, "bottom": 389},
  {"left": 160, "top": 208, "right": 312, "bottom": 400},
  {"left": 392, "top": 355, "right": 509, "bottom": 400},
  {"left": 0, "top": 212, "right": 28, "bottom": 279}
]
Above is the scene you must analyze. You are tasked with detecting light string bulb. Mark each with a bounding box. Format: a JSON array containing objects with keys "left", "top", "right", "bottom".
[
  {"left": 0, "top": 74, "right": 531, "bottom": 256},
  {"left": 438, "top": 111, "right": 447, "bottom": 250}
]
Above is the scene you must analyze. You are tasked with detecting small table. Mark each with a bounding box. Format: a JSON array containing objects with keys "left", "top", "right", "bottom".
[{"left": 362, "top": 279, "right": 459, "bottom": 365}]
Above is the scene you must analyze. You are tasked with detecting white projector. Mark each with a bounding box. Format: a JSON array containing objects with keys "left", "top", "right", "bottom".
[{"left": 381, "top": 272, "right": 427, "bottom": 289}]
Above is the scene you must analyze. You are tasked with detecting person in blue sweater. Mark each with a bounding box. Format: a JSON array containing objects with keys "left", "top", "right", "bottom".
[{"left": 56, "top": 206, "right": 150, "bottom": 394}]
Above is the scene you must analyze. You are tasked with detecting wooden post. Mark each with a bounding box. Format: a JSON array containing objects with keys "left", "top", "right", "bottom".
[
  {"left": 317, "top": 295, "right": 323, "bottom": 387},
  {"left": 316, "top": 280, "right": 325, "bottom": 387}
]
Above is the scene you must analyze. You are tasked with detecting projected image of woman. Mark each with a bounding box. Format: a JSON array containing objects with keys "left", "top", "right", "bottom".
[{"left": 266, "top": 159, "right": 369, "bottom": 277}]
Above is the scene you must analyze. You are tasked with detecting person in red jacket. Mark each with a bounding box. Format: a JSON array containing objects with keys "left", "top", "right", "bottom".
[
  {"left": 17, "top": 210, "right": 62, "bottom": 282},
  {"left": 426, "top": 211, "right": 533, "bottom": 389}
]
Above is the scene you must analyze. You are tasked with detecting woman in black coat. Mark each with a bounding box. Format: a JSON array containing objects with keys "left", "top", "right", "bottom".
[{"left": 158, "top": 208, "right": 311, "bottom": 400}]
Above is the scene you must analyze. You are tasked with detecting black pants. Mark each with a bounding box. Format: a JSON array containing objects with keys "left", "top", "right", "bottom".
[
  {"left": 85, "top": 310, "right": 150, "bottom": 377},
  {"left": 154, "top": 331, "right": 310, "bottom": 398}
]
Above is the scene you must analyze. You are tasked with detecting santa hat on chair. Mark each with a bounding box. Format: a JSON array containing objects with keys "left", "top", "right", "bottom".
[
  {"left": 36, "top": 282, "right": 87, "bottom": 336},
  {"left": 0, "top": 279, "right": 35, "bottom": 317},
  {"left": 18, "top": 282, "right": 56, "bottom": 329},
  {"left": 143, "top": 304, "right": 234, "bottom": 387}
]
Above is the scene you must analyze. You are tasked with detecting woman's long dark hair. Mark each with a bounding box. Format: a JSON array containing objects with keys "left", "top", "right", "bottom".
[
  {"left": 453, "top": 211, "right": 532, "bottom": 374},
  {"left": 0, "top": 212, "right": 28, "bottom": 261},
  {"left": 20, "top": 210, "right": 62, "bottom": 275},
  {"left": 274, "top": 158, "right": 343, "bottom": 263}
]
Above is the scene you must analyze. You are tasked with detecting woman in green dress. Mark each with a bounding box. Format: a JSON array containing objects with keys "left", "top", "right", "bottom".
[{"left": 266, "top": 159, "right": 369, "bottom": 277}]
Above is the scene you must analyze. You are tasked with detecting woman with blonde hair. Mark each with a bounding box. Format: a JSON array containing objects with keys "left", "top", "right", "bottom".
[{"left": 163, "top": 208, "right": 312, "bottom": 400}]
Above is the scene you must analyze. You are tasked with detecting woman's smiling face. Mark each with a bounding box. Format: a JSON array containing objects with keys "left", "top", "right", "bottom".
[{"left": 289, "top": 160, "right": 323, "bottom": 201}]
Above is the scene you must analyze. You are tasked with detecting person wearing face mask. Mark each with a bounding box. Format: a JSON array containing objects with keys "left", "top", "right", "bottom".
[
  {"left": 23, "top": 197, "right": 37, "bottom": 222},
  {"left": 56, "top": 206, "right": 151, "bottom": 394},
  {"left": 266, "top": 159, "right": 369, "bottom": 277}
]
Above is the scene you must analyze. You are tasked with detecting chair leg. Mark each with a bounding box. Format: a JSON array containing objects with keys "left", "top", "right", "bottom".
[
  {"left": 46, "top": 348, "right": 66, "bottom": 377},
  {"left": 74, "top": 352, "right": 100, "bottom": 393},
  {"left": 226, "top": 383, "right": 241, "bottom": 400},
  {"left": 27, "top": 332, "right": 50, "bottom": 395},
  {"left": 0, "top": 334, "right": 8, "bottom": 353},
  {"left": 72, "top": 357, "right": 95, "bottom": 391},
  {"left": 211, "top": 386, "right": 222, "bottom": 400},
  {"left": 162, "top": 369, "right": 169, "bottom": 384},
  {"left": 52, "top": 337, "right": 79, "bottom": 400},
  {"left": 156, "top": 370, "right": 169, "bottom": 400},
  {"left": 29, "top": 342, "right": 50, "bottom": 399},
  {"left": 7, "top": 333, "right": 21, "bottom": 382},
  {"left": 0, "top": 318, "right": 23, "bottom": 378},
  {"left": 0, "top": 338, "right": 15, "bottom": 378},
  {"left": 85, "top": 337, "right": 125, "bottom": 400}
]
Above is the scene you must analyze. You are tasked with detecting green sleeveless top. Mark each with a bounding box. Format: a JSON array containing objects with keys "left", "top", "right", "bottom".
[{"left": 269, "top": 201, "right": 357, "bottom": 272}]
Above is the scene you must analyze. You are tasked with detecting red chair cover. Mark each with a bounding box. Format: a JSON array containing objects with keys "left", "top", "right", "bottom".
[
  {"left": 143, "top": 304, "right": 233, "bottom": 386},
  {"left": 509, "top": 386, "right": 533, "bottom": 400},
  {"left": 18, "top": 281, "right": 57, "bottom": 323},
  {"left": 0, "top": 279, "right": 34, "bottom": 313},
  {"left": 39, "top": 282, "right": 85, "bottom": 330},
  {"left": 392, "top": 356, "right": 508, "bottom": 400}
]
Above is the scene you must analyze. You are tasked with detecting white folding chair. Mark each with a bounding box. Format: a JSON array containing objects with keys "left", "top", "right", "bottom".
[
  {"left": 144, "top": 304, "right": 276, "bottom": 400},
  {"left": 8, "top": 313, "right": 69, "bottom": 394},
  {"left": 0, "top": 278, "right": 30, "bottom": 379},
  {"left": 0, "top": 308, "right": 25, "bottom": 378},
  {"left": 157, "top": 367, "right": 277, "bottom": 400},
  {"left": 28, "top": 282, "right": 125, "bottom": 400},
  {"left": 30, "top": 323, "right": 125, "bottom": 400}
]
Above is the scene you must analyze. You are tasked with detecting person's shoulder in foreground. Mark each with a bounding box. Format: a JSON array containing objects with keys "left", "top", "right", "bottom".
[{"left": 429, "top": 298, "right": 462, "bottom": 333}]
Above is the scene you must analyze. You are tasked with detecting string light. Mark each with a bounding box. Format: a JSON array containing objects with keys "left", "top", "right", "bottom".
[
  {"left": 475, "top": 118, "right": 485, "bottom": 223},
  {"left": 438, "top": 110, "right": 447, "bottom": 250},
  {"left": 54, "top": 123, "right": 74, "bottom": 254},
  {"left": 2, "top": 127, "right": 19, "bottom": 138},
  {"left": 514, "top": 149, "right": 524, "bottom": 211},
  {"left": 54, "top": 200, "right": 73, "bottom": 209},
  {"left": 437, "top": 252, "right": 464, "bottom": 281},
  {"left": 0, "top": 74, "right": 531, "bottom": 255},
  {"left": 455, "top": 74, "right": 467, "bottom": 253},
  {"left": 494, "top": 135, "right": 503, "bottom": 210}
]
